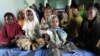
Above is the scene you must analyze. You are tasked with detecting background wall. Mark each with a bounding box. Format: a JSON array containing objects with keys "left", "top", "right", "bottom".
[
  {"left": 49, "top": 0, "right": 68, "bottom": 9},
  {"left": 94, "top": 0, "right": 100, "bottom": 4},
  {"left": 56, "top": 0, "right": 68, "bottom": 9},
  {"left": 0, "top": 0, "right": 24, "bottom": 28}
]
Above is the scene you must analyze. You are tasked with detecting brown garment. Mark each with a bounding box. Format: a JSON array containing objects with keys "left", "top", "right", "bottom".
[{"left": 68, "top": 15, "right": 83, "bottom": 38}]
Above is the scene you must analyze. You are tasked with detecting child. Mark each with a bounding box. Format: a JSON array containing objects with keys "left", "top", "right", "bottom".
[
  {"left": 0, "top": 12, "right": 23, "bottom": 47},
  {"left": 44, "top": 15, "right": 77, "bottom": 56},
  {"left": 16, "top": 8, "right": 45, "bottom": 50},
  {"left": 22, "top": 8, "right": 41, "bottom": 40},
  {"left": 44, "top": 15, "right": 67, "bottom": 47},
  {"left": 32, "top": 37, "right": 45, "bottom": 50},
  {"left": 17, "top": 9, "right": 25, "bottom": 28},
  {"left": 60, "top": 12, "right": 68, "bottom": 28},
  {"left": 40, "top": 8, "right": 52, "bottom": 30}
]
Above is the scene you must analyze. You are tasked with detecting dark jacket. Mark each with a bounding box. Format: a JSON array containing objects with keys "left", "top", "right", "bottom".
[{"left": 79, "top": 15, "right": 100, "bottom": 49}]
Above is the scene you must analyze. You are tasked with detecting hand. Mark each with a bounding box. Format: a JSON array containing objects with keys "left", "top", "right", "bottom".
[{"left": 11, "top": 38, "right": 17, "bottom": 43}]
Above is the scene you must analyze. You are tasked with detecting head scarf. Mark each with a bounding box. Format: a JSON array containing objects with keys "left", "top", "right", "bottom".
[
  {"left": 3, "top": 12, "right": 22, "bottom": 40},
  {"left": 4, "top": 12, "right": 17, "bottom": 25},
  {"left": 24, "top": 8, "right": 39, "bottom": 25},
  {"left": 17, "top": 9, "right": 26, "bottom": 28},
  {"left": 22, "top": 8, "right": 39, "bottom": 40}
]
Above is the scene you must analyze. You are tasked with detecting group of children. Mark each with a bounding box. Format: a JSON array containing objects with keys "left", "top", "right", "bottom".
[
  {"left": 0, "top": 2, "right": 100, "bottom": 56},
  {"left": 0, "top": 6, "right": 77, "bottom": 56}
]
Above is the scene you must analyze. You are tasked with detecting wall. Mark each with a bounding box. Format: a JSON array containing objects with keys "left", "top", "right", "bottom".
[
  {"left": 35, "top": 0, "right": 44, "bottom": 8},
  {"left": 0, "top": 0, "right": 25, "bottom": 28},
  {"left": 56, "top": 0, "right": 68, "bottom": 9},
  {"left": 94, "top": 0, "right": 100, "bottom": 4},
  {"left": 25, "top": 0, "right": 36, "bottom": 7},
  {"left": 49, "top": 0, "right": 57, "bottom": 9},
  {"left": 49, "top": 0, "right": 68, "bottom": 9}
]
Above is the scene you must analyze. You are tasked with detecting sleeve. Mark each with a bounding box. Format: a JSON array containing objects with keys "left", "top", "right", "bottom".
[
  {"left": 58, "top": 29, "right": 67, "bottom": 44},
  {"left": 16, "top": 23, "right": 23, "bottom": 38},
  {"left": 2, "top": 25, "right": 8, "bottom": 38},
  {"left": 46, "top": 30, "right": 55, "bottom": 43},
  {"left": 22, "top": 22, "right": 27, "bottom": 31},
  {"left": 35, "top": 23, "right": 42, "bottom": 37}
]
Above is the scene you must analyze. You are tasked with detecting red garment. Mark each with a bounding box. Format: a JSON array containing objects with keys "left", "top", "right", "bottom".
[
  {"left": 0, "top": 29, "right": 9, "bottom": 45},
  {"left": 0, "top": 13, "right": 23, "bottom": 45}
]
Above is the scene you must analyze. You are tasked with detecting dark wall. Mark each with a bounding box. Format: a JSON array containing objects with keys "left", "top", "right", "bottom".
[{"left": 81, "top": 0, "right": 94, "bottom": 7}]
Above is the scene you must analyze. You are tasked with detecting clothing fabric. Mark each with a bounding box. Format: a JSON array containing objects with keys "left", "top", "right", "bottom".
[
  {"left": 46, "top": 27, "right": 67, "bottom": 46},
  {"left": 17, "top": 9, "right": 26, "bottom": 28},
  {"left": 77, "top": 14, "right": 100, "bottom": 56},
  {"left": 79, "top": 15, "right": 100, "bottom": 49},
  {"left": 0, "top": 13, "right": 23, "bottom": 45},
  {"left": 68, "top": 15, "right": 83, "bottom": 38},
  {"left": 22, "top": 8, "right": 41, "bottom": 40},
  {"left": 60, "top": 19, "right": 68, "bottom": 28}
]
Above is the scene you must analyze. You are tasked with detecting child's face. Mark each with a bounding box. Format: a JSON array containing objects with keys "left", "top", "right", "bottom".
[
  {"left": 26, "top": 10, "right": 34, "bottom": 21},
  {"left": 18, "top": 11, "right": 25, "bottom": 19},
  {"left": 87, "top": 8, "right": 97, "bottom": 21},
  {"left": 44, "top": 9, "right": 51, "bottom": 17},
  {"left": 5, "top": 15, "right": 14, "bottom": 24},
  {"left": 36, "top": 38, "right": 45, "bottom": 47},
  {"left": 72, "top": 8, "right": 79, "bottom": 17},
  {"left": 50, "top": 16, "right": 59, "bottom": 28},
  {"left": 53, "top": 10, "right": 58, "bottom": 15}
]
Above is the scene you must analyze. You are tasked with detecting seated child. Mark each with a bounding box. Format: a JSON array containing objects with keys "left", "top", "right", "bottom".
[
  {"left": 17, "top": 9, "right": 25, "bottom": 28},
  {"left": 22, "top": 8, "right": 41, "bottom": 40},
  {"left": 0, "top": 12, "right": 23, "bottom": 47},
  {"left": 41, "top": 15, "right": 77, "bottom": 56}
]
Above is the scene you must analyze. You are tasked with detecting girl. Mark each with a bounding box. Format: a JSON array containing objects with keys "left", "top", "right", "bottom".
[
  {"left": 16, "top": 8, "right": 44, "bottom": 50},
  {"left": 17, "top": 9, "right": 25, "bottom": 28},
  {"left": 0, "top": 12, "right": 23, "bottom": 47},
  {"left": 40, "top": 8, "right": 52, "bottom": 30},
  {"left": 22, "top": 8, "right": 41, "bottom": 40}
]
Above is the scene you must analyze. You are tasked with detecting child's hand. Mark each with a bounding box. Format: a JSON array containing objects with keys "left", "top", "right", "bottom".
[{"left": 11, "top": 38, "right": 17, "bottom": 43}]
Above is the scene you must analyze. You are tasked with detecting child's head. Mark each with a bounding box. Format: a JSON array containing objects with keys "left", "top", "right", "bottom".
[
  {"left": 86, "top": 6, "right": 97, "bottom": 21},
  {"left": 71, "top": 4, "right": 79, "bottom": 17},
  {"left": 50, "top": 15, "right": 59, "bottom": 29},
  {"left": 44, "top": 8, "right": 52, "bottom": 17},
  {"left": 17, "top": 10, "right": 25, "bottom": 20},
  {"left": 72, "top": 8, "right": 79, "bottom": 17},
  {"left": 52, "top": 9, "right": 58, "bottom": 16},
  {"left": 26, "top": 10, "right": 34, "bottom": 21},
  {"left": 4, "top": 12, "right": 15, "bottom": 24},
  {"left": 65, "top": 6, "right": 70, "bottom": 13},
  {"left": 36, "top": 37, "right": 45, "bottom": 47}
]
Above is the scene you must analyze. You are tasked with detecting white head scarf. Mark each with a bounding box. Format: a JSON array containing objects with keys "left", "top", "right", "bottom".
[
  {"left": 24, "top": 8, "right": 39, "bottom": 25},
  {"left": 22, "top": 8, "right": 39, "bottom": 39},
  {"left": 48, "top": 15, "right": 59, "bottom": 26}
]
